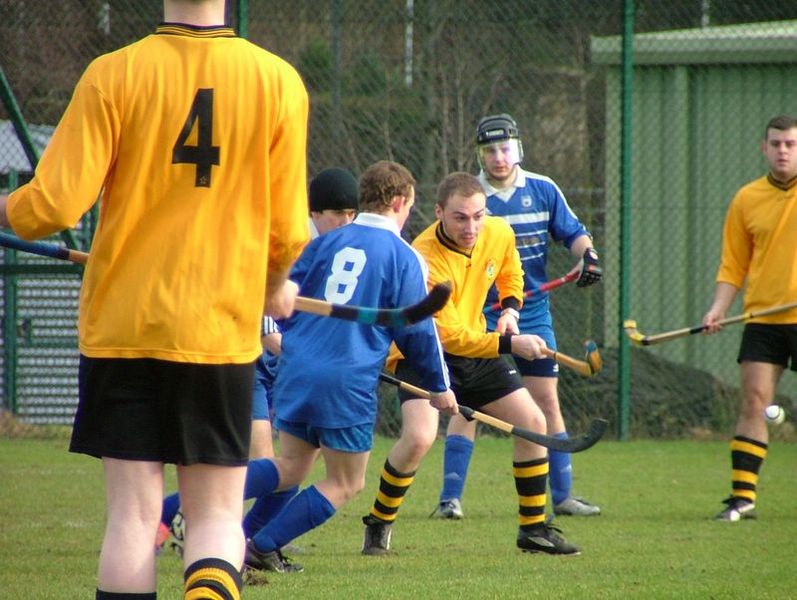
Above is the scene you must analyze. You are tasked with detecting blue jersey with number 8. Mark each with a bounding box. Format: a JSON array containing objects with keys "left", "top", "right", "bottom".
[{"left": 273, "top": 212, "right": 449, "bottom": 428}]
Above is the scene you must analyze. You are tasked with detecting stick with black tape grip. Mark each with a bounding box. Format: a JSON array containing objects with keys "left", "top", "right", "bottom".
[
  {"left": 0, "top": 232, "right": 452, "bottom": 327},
  {"left": 378, "top": 372, "right": 607, "bottom": 453}
]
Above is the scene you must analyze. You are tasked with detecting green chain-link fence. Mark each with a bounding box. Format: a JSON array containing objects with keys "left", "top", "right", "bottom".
[{"left": 2, "top": 1, "right": 796, "bottom": 439}]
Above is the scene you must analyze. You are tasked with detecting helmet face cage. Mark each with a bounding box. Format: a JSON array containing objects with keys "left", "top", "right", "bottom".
[
  {"left": 477, "top": 139, "right": 523, "bottom": 170},
  {"left": 475, "top": 114, "right": 524, "bottom": 169}
]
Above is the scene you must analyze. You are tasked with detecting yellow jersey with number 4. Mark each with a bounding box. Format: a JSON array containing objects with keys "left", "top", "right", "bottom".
[{"left": 8, "top": 24, "right": 310, "bottom": 363}]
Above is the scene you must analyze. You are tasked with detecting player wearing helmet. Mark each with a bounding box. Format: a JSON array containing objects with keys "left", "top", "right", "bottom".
[{"left": 431, "top": 113, "right": 603, "bottom": 521}]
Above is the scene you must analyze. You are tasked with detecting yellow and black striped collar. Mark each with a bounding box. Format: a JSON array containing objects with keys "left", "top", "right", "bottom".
[
  {"left": 435, "top": 222, "right": 473, "bottom": 258},
  {"left": 156, "top": 23, "right": 237, "bottom": 38},
  {"left": 767, "top": 172, "right": 797, "bottom": 191}
]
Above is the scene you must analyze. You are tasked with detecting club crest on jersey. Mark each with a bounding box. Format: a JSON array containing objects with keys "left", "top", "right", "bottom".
[
  {"left": 521, "top": 195, "right": 532, "bottom": 207},
  {"left": 486, "top": 259, "right": 497, "bottom": 280}
]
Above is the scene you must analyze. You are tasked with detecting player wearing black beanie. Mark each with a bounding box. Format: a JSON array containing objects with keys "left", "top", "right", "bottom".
[
  {"left": 309, "top": 167, "right": 359, "bottom": 212},
  {"left": 308, "top": 167, "right": 359, "bottom": 238}
]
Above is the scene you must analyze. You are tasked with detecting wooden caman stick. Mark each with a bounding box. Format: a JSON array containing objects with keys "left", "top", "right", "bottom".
[
  {"left": 378, "top": 372, "right": 608, "bottom": 453},
  {"left": 623, "top": 301, "right": 797, "bottom": 346},
  {"left": 541, "top": 340, "right": 602, "bottom": 377}
]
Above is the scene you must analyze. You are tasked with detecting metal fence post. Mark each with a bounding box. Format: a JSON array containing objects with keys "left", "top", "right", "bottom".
[
  {"left": 2, "top": 169, "right": 19, "bottom": 412},
  {"left": 617, "top": 0, "right": 634, "bottom": 440},
  {"left": 236, "top": 0, "right": 249, "bottom": 38}
]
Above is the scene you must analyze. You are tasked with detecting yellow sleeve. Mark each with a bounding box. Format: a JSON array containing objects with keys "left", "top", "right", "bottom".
[
  {"left": 716, "top": 194, "right": 751, "bottom": 288},
  {"left": 266, "top": 68, "right": 311, "bottom": 275},
  {"left": 7, "top": 61, "right": 117, "bottom": 239}
]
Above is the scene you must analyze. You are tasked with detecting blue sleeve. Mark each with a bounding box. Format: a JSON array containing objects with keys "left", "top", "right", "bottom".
[
  {"left": 392, "top": 261, "right": 450, "bottom": 393},
  {"left": 278, "top": 236, "right": 325, "bottom": 333},
  {"left": 288, "top": 236, "right": 325, "bottom": 285},
  {"left": 546, "top": 184, "right": 589, "bottom": 248}
]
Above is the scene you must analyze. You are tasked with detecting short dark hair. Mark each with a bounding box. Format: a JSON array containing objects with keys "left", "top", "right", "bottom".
[
  {"left": 359, "top": 161, "right": 415, "bottom": 213},
  {"left": 764, "top": 115, "right": 797, "bottom": 139},
  {"left": 436, "top": 172, "right": 485, "bottom": 208}
]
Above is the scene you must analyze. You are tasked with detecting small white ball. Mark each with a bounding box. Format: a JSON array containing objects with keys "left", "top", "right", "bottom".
[{"left": 764, "top": 405, "right": 785, "bottom": 425}]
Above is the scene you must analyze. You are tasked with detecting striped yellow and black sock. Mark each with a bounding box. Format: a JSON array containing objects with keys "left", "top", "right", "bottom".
[
  {"left": 184, "top": 558, "right": 242, "bottom": 600},
  {"left": 368, "top": 460, "right": 416, "bottom": 523},
  {"left": 730, "top": 435, "right": 767, "bottom": 503},
  {"left": 514, "top": 457, "right": 548, "bottom": 530}
]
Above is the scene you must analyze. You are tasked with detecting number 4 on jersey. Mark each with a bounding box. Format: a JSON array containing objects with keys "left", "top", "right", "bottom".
[{"left": 172, "top": 88, "right": 220, "bottom": 187}]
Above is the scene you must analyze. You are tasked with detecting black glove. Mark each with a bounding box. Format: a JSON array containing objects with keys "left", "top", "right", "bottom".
[{"left": 577, "top": 248, "right": 602, "bottom": 287}]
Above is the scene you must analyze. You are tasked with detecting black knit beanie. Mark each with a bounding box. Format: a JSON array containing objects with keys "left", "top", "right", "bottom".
[{"left": 308, "top": 167, "right": 359, "bottom": 212}]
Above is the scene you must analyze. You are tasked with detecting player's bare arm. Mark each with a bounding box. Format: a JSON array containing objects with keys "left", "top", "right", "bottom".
[
  {"left": 261, "top": 331, "right": 282, "bottom": 355},
  {"left": 701, "top": 282, "right": 739, "bottom": 334},
  {"left": 0, "top": 194, "right": 10, "bottom": 228},
  {"left": 495, "top": 307, "right": 520, "bottom": 334},
  {"left": 265, "top": 275, "right": 299, "bottom": 319}
]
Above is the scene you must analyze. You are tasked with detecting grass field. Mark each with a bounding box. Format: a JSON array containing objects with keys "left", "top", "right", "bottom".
[{"left": 1, "top": 434, "right": 796, "bottom": 599}]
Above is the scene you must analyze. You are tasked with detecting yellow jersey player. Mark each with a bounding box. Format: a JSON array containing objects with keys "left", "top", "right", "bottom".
[
  {"left": 702, "top": 114, "right": 797, "bottom": 522},
  {"left": 362, "top": 172, "right": 580, "bottom": 556},
  {"left": 0, "top": 1, "right": 309, "bottom": 598},
  {"left": 432, "top": 114, "right": 602, "bottom": 520}
]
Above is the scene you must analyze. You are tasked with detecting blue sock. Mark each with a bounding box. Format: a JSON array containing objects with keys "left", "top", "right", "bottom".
[
  {"left": 243, "top": 485, "right": 298, "bottom": 539},
  {"left": 252, "top": 485, "right": 335, "bottom": 553},
  {"left": 439, "top": 435, "right": 474, "bottom": 502},
  {"left": 243, "top": 458, "right": 280, "bottom": 499},
  {"left": 549, "top": 432, "right": 573, "bottom": 505},
  {"left": 161, "top": 491, "right": 180, "bottom": 526}
]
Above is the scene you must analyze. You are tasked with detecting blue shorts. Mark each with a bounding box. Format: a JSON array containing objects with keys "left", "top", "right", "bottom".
[
  {"left": 252, "top": 353, "right": 279, "bottom": 421},
  {"left": 273, "top": 417, "right": 373, "bottom": 453},
  {"left": 252, "top": 367, "right": 270, "bottom": 421},
  {"left": 486, "top": 303, "right": 558, "bottom": 378},
  {"left": 513, "top": 321, "right": 558, "bottom": 377}
]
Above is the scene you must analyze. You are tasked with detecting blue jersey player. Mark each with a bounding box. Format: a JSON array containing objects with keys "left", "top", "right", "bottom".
[
  {"left": 432, "top": 114, "right": 603, "bottom": 521},
  {"left": 241, "top": 160, "right": 457, "bottom": 574}
]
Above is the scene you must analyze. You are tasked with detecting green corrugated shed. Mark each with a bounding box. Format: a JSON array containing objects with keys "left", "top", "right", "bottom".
[
  {"left": 592, "top": 20, "right": 797, "bottom": 65},
  {"left": 592, "top": 21, "right": 797, "bottom": 393}
]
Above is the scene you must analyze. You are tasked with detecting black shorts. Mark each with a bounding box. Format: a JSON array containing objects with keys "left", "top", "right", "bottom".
[
  {"left": 738, "top": 323, "right": 797, "bottom": 371},
  {"left": 395, "top": 354, "right": 523, "bottom": 410},
  {"left": 70, "top": 356, "right": 254, "bottom": 466}
]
